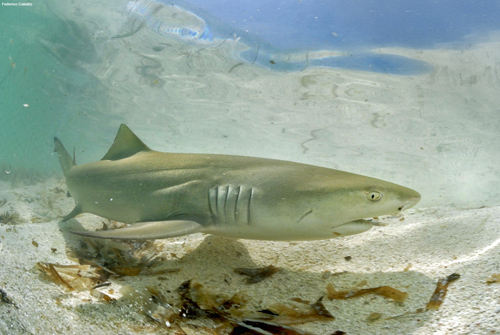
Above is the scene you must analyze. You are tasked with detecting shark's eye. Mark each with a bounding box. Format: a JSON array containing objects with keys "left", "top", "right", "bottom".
[{"left": 367, "top": 191, "right": 382, "bottom": 202}]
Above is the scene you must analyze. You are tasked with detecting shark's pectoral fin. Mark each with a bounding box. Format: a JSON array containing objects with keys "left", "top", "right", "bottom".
[
  {"left": 331, "top": 219, "right": 373, "bottom": 237},
  {"left": 71, "top": 220, "right": 204, "bottom": 240}
]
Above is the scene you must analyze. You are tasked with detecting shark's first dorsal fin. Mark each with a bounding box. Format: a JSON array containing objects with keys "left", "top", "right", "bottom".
[{"left": 101, "top": 124, "right": 151, "bottom": 161}]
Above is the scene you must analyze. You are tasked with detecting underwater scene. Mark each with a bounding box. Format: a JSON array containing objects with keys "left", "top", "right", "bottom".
[{"left": 1, "top": 0, "right": 500, "bottom": 334}]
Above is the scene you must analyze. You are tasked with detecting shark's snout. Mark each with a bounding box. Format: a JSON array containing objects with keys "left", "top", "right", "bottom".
[{"left": 398, "top": 193, "right": 421, "bottom": 211}]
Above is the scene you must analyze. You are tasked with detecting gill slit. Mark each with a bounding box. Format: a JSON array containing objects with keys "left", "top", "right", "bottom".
[
  {"left": 247, "top": 187, "right": 254, "bottom": 225},
  {"left": 224, "top": 185, "right": 229, "bottom": 223},
  {"left": 234, "top": 185, "right": 241, "bottom": 224},
  {"left": 208, "top": 186, "right": 216, "bottom": 224}
]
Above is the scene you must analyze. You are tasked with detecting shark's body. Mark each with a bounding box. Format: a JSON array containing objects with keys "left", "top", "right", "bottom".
[{"left": 54, "top": 124, "right": 420, "bottom": 241}]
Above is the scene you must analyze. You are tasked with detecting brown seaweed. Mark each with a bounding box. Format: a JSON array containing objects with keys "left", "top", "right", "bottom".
[
  {"left": 90, "top": 288, "right": 116, "bottom": 303},
  {"left": 426, "top": 273, "right": 460, "bottom": 310},
  {"left": 36, "top": 262, "right": 107, "bottom": 291},
  {"left": 68, "top": 232, "right": 178, "bottom": 277},
  {"left": 326, "top": 283, "right": 408, "bottom": 303},
  {"left": 267, "top": 296, "right": 335, "bottom": 325},
  {"left": 310, "top": 296, "right": 334, "bottom": 318},
  {"left": 385, "top": 307, "right": 427, "bottom": 320},
  {"left": 486, "top": 273, "right": 500, "bottom": 284},
  {"left": 92, "top": 282, "right": 111, "bottom": 289},
  {"left": 176, "top": 280, "right": 218, "bottom": 320},
  {"left": 384, "top": 274, "right": 460, "bottom": 319},
  {"left": 234, "top": 265, "right": 280, "bottom": 284},
  {"left": 163, "top": 281, "right": 330, "bottom": 335}
]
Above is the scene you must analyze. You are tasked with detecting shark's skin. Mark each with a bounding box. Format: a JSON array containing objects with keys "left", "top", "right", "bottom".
[{"left": 54, "top": 124, "right": 420, "bottom": 241}]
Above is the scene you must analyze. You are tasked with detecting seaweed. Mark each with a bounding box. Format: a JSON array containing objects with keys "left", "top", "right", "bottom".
[
  {"left": 310, "top": 296, "right": 334, "bottom": 319},
  {"left": 426, "top": 273, "right": 460, "bottom": 310},
  {"left": 385, "top": 307, "right": 427, "bottom": 320},
  {"left": 486, "top": 273, "right": 500, "bottom": 284},
  {"left": 92, "top": 282, "right": 111, "bottom": 289},
  {"left": 39, "top": 257, "right": 339, "bottom": 334},
  {"left": 90, "top": 288, "right": 116, "bottom": 303},
  {"left": 38, "top": 231, "right": 178, "bottom": 297},
  {"left": 386, "top": 272, "right": 461, "bottom": 320},
  {"left": 326, "top": 283, "right": 408, "bottom": 303},
  {"left": 234, "top": 265, "right": 280, "bottom": 284},
  {"left": 68, "top": 226, "right": 178, "bottom": 276},
  {"left": 267, "top": 296, "right": 335, "bottom": 325},
  {"left": 36, "top": 262, "right": 107, "bottom": 291},
  {"left": 135, "top": 280, "right": 334, "bottom": 335},
  {"left": 176, "top": 280, "right": 221, "bottom": 320}
]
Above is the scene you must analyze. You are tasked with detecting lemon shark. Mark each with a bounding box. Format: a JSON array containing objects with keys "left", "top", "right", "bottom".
[{"left": 54, "top": 124, "right": 420, "bottom": 241}]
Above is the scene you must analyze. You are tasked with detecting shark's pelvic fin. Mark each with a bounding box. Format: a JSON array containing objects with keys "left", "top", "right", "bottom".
[
  {"left": 101, "top": 124, "right": 151, "bottom": 161},
  {"left": 71, "top": 220, "right": 204, "bottom": 240},
  {"left": 62, "top": 204, "right": 83, "bottom": 222},
  {"left": 54, "top": 137, "right": 76, "bottom": 176}
]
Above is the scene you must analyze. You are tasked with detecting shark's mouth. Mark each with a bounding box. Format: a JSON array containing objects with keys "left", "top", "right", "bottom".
[{"left": 331, "top": 219, "right": 373, "bottom": 237}]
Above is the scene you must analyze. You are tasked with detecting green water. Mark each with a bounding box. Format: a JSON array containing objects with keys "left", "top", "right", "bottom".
[{"left": 0, "top": 3, "right": 109, "bottom": 178}]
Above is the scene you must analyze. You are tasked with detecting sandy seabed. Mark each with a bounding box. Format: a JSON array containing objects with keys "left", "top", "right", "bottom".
[{"left": 0, "top": 178, "right": 499, "bottom": 335}]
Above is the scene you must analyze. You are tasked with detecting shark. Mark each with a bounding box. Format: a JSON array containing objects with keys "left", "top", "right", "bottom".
[{"left": 54, "top": 124, "right": 420, "bottom": 241}]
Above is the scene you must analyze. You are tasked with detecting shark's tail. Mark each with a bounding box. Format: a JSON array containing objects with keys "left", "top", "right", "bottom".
[{"left": 53, "top": 137, "right": 76, "bottom": 177}]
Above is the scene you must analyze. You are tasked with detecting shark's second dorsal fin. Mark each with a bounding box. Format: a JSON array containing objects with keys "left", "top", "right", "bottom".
[{"left": 101, "top": 124, "right": 151, "bottom": 161}]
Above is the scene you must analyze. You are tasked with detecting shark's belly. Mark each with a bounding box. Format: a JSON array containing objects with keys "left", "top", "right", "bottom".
[{"left": 204, "top": 223, "right": 337, "bottom": 241}]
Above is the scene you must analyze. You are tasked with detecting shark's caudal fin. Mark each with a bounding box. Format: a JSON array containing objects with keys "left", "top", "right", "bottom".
[
  {"left": 54, "top": 137, "right": 76, "bottom": 177},
  {"left": 54, "top": 137, "right": 83, "bottom": 220},
  {"left": 101, "top": 124, "right": 151, "bottom": 161},
  {"left": 71, "top": 220, "right": 204, "bottom": 240}
]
